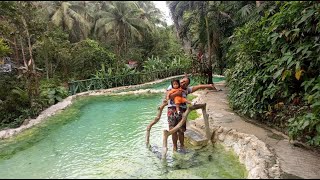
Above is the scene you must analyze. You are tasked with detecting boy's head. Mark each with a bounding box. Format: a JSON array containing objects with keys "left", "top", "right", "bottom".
[{"left": 171, "top": 79, "right": 180, "bottom": 89}]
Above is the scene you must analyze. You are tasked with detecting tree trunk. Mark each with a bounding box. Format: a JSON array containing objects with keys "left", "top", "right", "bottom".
[
  {"left": 13, "top": 36, "right": 19, "bottom": 63},
  {"left": 20, "top": 37, "right": 27, "bottom": 69},
  {"left": 50, "top": 62, "right": 53, "bottom": 78},
  {"left": 212, "top": 30, "right": 221, "bottom": 75},
  {"left": 44, "top": 38, "right": 49, "bottom": 80},
  {"left": 205, "top": 16, "right": 213, "bottom": 84},
  {"left": 22, "top": 15, "right": 40, "bottom": 105},
  {"left": 45, "top": 56, "right": 49, "bottom": 80},
  {"left": 21, "top": 16, "right": 35, "bottom": 72}
]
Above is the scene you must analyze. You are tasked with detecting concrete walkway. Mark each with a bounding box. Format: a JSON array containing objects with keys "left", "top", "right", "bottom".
[{"left": 192, "top": 82, "right": 320, "bottom": 179}]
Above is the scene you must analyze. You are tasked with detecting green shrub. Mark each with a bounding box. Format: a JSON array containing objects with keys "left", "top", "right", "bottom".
[
  {"left": 70, "top": 39, "right": 115, "bottom": 79},
  {"left": 40, "top": 79, "right": 68, "bottom": 106},
  {"left": 226, "top": 1, "right": 320, "bottom": 146}
]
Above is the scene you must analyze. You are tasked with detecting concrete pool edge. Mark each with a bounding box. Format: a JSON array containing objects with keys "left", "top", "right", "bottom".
[
  {"left": 0, "top": 74, "right": 282, "bottom": 179},
  {"left": 188, "top": 91, "right": 282, "bottom": 179},
  {"left": 0, "top": 75, "right": 185, "bottom": 140},
  {"left": 188, "top": 121, "right": 282, "bottom": 179}
]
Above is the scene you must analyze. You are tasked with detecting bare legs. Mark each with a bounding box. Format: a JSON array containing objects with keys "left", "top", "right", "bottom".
[
  {"left": 171, "top": 128, "right": 178, "bottom": 152},
  {"left": 175, "top": 104, "right": 181, "bottom": 114},
  {"left": 170, "top": 128, "right": 185, "bottom": 152},
  {"left": 178, "top": 129, "right": 185, "bottom": 151}
]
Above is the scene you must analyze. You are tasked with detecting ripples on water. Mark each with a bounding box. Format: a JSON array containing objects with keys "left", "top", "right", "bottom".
[{"left": 0, "top": 92, "right": 246, "bottom": 179}]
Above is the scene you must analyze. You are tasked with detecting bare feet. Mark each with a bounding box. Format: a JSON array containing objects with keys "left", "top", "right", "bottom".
[
  {"left": 180, "top": 145, "right": 185, "bottom": 152},
  {"left": 173, "top": 146, "right": 177, "bottom": 152}
]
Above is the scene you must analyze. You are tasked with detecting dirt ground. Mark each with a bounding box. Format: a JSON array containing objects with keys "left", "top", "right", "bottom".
[{"left": 195, "top": 82, "right": 320, "bottom": 179}]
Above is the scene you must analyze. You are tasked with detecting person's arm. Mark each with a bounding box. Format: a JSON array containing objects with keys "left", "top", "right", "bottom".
[
  {"left": 168, "top": 89, "right": 183, "bottom": 100},
  {"left": 191, "top": 84, "right": 217, "bottom": 93},
  {"left": 166, "top": 90, "right": 172, "bottom": 100}
]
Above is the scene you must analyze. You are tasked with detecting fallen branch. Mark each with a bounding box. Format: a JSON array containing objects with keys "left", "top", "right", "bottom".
[
  {"left": 146, "top": 101, "right": 212, "bottom": 160},
  {"left": 145, "top": 100, "right": 168, "bottom": 147},
  {"left": 162, "top": 103, "right": 211, "bottom": 159}
]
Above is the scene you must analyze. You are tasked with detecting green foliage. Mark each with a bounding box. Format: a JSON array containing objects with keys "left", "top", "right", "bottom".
[
  {"left": 70, "top": 39, "right": 115, "bottom": 79},
  {"left": 0, "top": 38, "right": 12, "bottom": 57},
  {"left": 40, "top": 79, "right": 68, "bottom": 106},
  {"left": 0, "top": 1, "right": 188, "bottom": 131},
  {"left": 142, "top": 55, "right": 168, "bottom": 71},
  {"left": 0, "top": 73, "right": 31, "bottom": 129},
  {"left": 186, "top": 94, "right": 200, "bottom": 121},
  {"left": 288, "top": 77, "right": 320, "bottom": 146},
  {"left": 142, "top": 55, "right": 191, "bottom": 72},
  {"left": 226, "top": 1, "right": 320, "bottom": 146},
  {"left": 34, "top": 26, "right": 72, "bottom": 79}
]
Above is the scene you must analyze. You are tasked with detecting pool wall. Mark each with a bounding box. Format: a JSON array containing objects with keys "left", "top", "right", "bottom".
[
  {"left": 211, "top": 126, "right": 282, "bottom": 179},
  {"left": 0, "top": 75, "right": 185, "bottom": 140},
  {"left": 189, "top": 91, "right": 282, "bottom": 179},
  {"left": 0, "top": 75, "right": 279, "bottom": 179}
]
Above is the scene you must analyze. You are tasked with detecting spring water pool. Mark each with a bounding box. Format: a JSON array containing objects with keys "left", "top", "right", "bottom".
[{"left": 0, "top": 78, "right": 247, "bottom": 179}]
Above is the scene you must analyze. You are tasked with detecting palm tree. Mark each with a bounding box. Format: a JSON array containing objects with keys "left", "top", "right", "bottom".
[
  {"left": 94, "top": 1, "right": 150, "bottom": 70},
  {"left": 136, "top": 1, "right": 166, "bottom": 27},
  {"left": 168, "top": 1, "right": 221, "bottom": 83},
  {"left": 167, "top": 1, "right": 193, "bottom": 55},
  {"left": 168, "top": 1, "right": 261, "bottom": 82},
  {"left": 49, "top": 1, "right": 91, "bottom": 42}
]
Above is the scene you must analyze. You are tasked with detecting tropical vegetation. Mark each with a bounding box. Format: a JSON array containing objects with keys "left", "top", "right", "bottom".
[
  {"left": 167, "top": 1, "right": 319, "bottom": 147},
  {"left": 0, "top": 1, "right": 319, "bottom": 148},
  {"left": 0, "top": 1, "right": 189, "bottom": 129}
]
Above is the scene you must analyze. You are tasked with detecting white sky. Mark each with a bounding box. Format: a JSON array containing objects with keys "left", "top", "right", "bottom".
[{"left": 153, "top": 1, "right": 173, "bottom": 26}]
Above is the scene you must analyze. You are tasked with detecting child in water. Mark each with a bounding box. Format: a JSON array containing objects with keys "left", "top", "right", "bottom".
[{"left": 166, "top": 79, "right": 193, "bottom": 115}]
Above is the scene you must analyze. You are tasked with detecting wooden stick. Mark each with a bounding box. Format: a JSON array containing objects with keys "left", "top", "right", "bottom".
[
  {"left": 202, "top": 106, "right": 212, "bottom": 144},
  {"left": 162, "top": 103, "right": 207, "bottom": 158},
  {"left": 145, "top": 100, "right": 168, "bottom": 147}
]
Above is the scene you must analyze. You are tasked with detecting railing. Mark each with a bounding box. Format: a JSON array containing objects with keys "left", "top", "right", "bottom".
[{"left": 68, "top": 68, "right": 186, "bottom": 95}]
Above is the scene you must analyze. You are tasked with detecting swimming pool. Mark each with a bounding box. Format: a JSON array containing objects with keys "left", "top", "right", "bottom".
[{"left": 0, "top": 77, "right": 246, "bottom": 179}]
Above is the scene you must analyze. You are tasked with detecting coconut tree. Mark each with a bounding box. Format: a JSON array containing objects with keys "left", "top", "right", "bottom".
[
  {"left": 94, "top": 1, "right": 151, "bottom": 70},
  {"left": 167, "top": 1, "right": 194, "bottom": 55},
  {"left": 168, "top": 1, "right": 262, "bottom": 82},
  {"left": 49, "top": 1, "right": 92, "bottom": 42},
  {"left": 136, "top": 1, "right": 166, "bottom": 27},
  {"left": 168, "top": 1, "right": 224, "bottom": 83}
]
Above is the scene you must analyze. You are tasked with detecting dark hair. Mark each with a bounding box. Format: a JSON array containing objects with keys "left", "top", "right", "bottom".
[
  {"left": 186, "top": 77, "right": 191, "bottom": 85},
  {"left": 171, "top": 79, "right": 180, "bottom": 88},
  {"left": 182, "top": 77, "right": 191, "bottom": 86}
]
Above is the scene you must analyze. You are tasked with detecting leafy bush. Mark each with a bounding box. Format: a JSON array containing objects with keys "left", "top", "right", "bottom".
[
  {"left": 226, "top": 1, "right": 320, "bottom": 146},
  {"left": 40, "top": 79, "right": 68, "bottom": 106},
  {"left": 70, "top": 39, "right": 115, "bottom": 79},
  {"left": 0, "top": 73, "right": 34, "bottom": 129},
  {"left": 0, "top": 38, "right": 12, "bottom": 57},
  {"left": 142, "top": 55, "right": 191, "bottom": 72},
  {"left": 142, "top": 55, "right": 168, "bottom": 71}
]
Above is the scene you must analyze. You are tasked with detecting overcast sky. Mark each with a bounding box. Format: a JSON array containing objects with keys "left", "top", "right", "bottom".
[{"left": 153, "top": 1, "right": 173, "bottom": 26}]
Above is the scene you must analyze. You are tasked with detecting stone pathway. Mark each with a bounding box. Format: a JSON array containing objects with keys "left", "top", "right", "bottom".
[{"left": 191, "top": 82, "right": 320, "bottom": 179}]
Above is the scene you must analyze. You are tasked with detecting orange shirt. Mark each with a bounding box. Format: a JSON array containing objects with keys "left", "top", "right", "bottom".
[{"left": 168, "top": 88, "right": 188, "bottom": 104}]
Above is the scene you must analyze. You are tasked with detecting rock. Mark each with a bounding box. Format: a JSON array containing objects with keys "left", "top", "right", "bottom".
[
  {"left": 248, "top": 166, "right": 269, "bottom": 179},
  {"left": 185, "top": 129, "right": 208, "bottom": 147}
]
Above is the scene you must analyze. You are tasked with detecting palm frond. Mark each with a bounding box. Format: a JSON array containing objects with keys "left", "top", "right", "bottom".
[
  {"left": 238, "top": 4, "right": 254, "bottom": 18},
  {"left": 103, "top": 21, "right": 116, "bottom": 35},
  {"left": 51, "top": 9, "right": 63, "bottom": 26},
  {"left": 94, "top": 17, "right": 114, "bottom": 33}
]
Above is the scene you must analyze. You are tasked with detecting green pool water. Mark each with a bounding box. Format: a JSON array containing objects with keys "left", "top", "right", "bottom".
[{"left": 0, "top": 83, "right": 246, "bottom": 179}]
